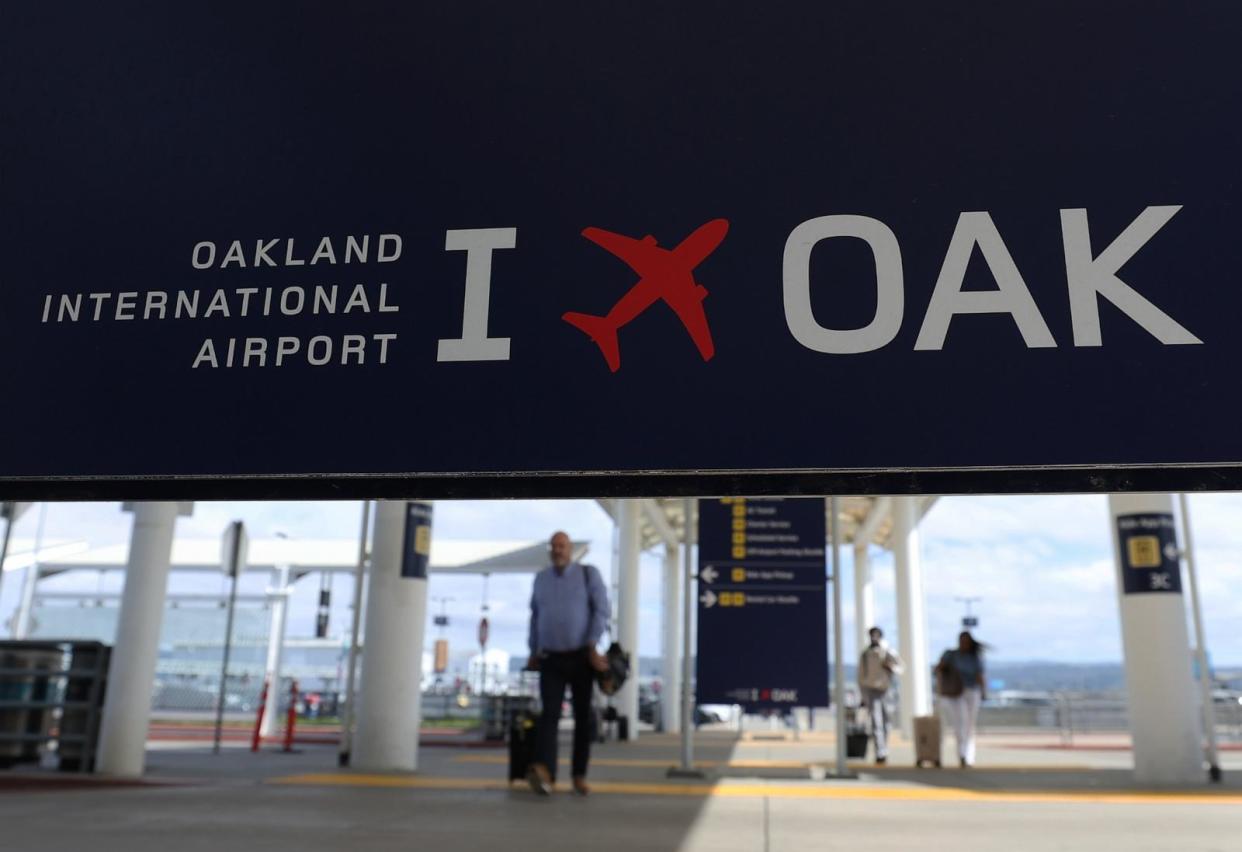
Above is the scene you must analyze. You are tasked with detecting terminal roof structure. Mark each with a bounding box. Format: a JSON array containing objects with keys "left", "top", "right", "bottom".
[{"left": 602, "top": 496, "right": 938, "bottom": 552}]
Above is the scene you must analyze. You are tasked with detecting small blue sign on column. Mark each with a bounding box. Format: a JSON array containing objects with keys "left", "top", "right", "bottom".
[
  {"left": 1117, "top": 513, "right": 1181, "bottom": 594},
  {"left": 401, "top": 501, "right": 433, "bottom": 579}
]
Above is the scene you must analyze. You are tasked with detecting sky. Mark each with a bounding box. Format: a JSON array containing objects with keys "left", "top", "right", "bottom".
[{"left": 1, "top": 494, "right": 1239, "bottom": 668}]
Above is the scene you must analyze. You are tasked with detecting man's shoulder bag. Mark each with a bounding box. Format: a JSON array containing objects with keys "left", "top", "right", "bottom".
[{"left": 582, "top": 564, "right": 630, "bottom": 696}]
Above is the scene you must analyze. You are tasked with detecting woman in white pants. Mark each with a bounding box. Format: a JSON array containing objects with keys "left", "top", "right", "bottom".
[{"left": 935, "top": 632, "right": 986, "bottom": 767}]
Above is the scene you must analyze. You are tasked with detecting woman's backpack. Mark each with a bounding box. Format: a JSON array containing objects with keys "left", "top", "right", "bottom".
[{"left": 936, "top": 651, "right": 964, "bottom": 698}]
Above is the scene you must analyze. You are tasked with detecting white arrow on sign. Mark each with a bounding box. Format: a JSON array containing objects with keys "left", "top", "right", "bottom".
[
  {"left": 700, "top": 566, "right": 719, "bottom": 584},
  {"left": 700, "top": 590, "right": 717, "bottom": 609}
]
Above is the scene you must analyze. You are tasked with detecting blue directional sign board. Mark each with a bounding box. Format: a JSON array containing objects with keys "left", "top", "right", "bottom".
[
  {"left": 1116, "top": 513, "right": 1182, "bottom": 594},
  {"left": 3, "top": 3, "right": 1242, "bottom": 498},
  {"left": 696, "top": 498, "right": 828, "bottom": 709},
  {"left": 400, "top": 502, "right": 433, "bottom": 579}
]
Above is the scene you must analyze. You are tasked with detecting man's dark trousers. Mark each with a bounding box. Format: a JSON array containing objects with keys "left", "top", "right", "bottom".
[{"left": 536, "top": 649, "right": 594, "bottom": 781}]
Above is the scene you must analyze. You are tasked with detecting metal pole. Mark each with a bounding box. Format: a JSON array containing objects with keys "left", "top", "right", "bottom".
[
  {"left": 670, "top": 498, "right": 701, "bottom": 777},
  {"left": 14, "top": 503, "right": 47, "bottom": 638},
  {"left": 1179, "top": 493, "right": 1222, "bottom": 782},
  {"left": 213, "top": 523, "right": 243, "bottom": 755},
  {"left": 0, "top": 508, "right": 14, "bottom": 607},
  {"left": 830, "top": 496, "right": 848, "bottom": 777},
  {"left": 338, "top": 499, "right": 371, "bottom": 766}
]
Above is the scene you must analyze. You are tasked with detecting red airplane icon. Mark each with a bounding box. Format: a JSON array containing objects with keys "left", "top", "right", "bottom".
[{"left": 563, "top": 218, "right": 729, "bottom": 372}]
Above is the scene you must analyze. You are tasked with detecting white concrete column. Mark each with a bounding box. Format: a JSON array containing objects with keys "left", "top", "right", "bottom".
[
  {"left": 354, "top": 501, "right": 429, "bottom": 772},
  {"left": 1108, "top": 493, "right": 1202, "bottom": 785},
  {"left": 661, "top": 540, "right": 682, "bottom": 734},
  {"left": 97, "top": 501, "right": 191, "bottom": 777},
  {"left": 853, "top": 541, "right": 875, "bottom": 658},
  {"left": 893, "top": 495, "right": 930, "bottom": 737},
  {"left": 259, "top": 565, "right": 291, "bottom": 738},
  {"left": 615, "top": 500, "right": 641, "bottom": 740}
]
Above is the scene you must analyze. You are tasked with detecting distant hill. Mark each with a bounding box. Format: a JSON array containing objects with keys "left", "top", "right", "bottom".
[
  {"left": 514, "top": 656, "right": 1234, "bottom": 693},
  {"left": 982, "top": 661, "right": 1127, "bottom": 692},
  {"left": 626, "top": 657, "right": 1130, "bottom": 692}
]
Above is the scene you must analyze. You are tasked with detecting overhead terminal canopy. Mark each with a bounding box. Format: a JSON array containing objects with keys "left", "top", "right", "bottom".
[
  {"left": 1, "top": 539, "right": 89, "bottom": 574},
  {"left": 36, "top": 537, "right": 587, "bottom": 580},
  {"left": 597, "top": 496, "right": 938, "bottom": 552},
  {"left": 22, "top": 497, "right": 938, "bottom": 580}
]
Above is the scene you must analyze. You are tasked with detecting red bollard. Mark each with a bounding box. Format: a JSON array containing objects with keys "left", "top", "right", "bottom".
[
  {"left": 251, "top": 678, "right": 269, "bottom": 753},
  {"left": 282, "top": 680, "right": 299, "bottom": 753}
]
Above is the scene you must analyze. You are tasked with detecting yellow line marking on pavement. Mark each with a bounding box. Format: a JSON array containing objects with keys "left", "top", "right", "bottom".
[
  {"left": 452, "top": 755, "right": 812, "bottom": 769},
  {"left": 450, "top": 754, "right": 1096, "bottom": 772},
  {"left": 271, "top": 774, "right": 1242, "bottom": 805},
  {"left": 277, "top": 775, "right": 513, "bottom": 792}
]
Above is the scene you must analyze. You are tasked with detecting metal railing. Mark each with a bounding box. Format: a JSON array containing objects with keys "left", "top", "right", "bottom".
[
  {"left": 974, "top": 691, "right": 1242, "bottom": 744},
  {"left": 851, "top": 684, "right": 1242, "bottom": 746}
]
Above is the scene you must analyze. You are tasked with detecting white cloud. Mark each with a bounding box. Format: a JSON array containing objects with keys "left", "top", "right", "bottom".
[{"left": 922, "top": 495, "right": 1110, "bottom": 549}]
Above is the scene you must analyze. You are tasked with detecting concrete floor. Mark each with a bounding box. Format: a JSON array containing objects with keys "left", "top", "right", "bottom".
[{"left": 1, "top": 732, "right": 1239, "bottom": 852}]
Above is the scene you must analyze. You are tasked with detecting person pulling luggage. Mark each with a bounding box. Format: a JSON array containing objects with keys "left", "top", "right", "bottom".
[
  {"left": 935, "top": 631, "right": 987, "bottom": 768},
  {"left": 857, "top": 626, "right": 902, "bottom": 764},
  {"left": 524, "top": 531, "right": 610, "bottom": 796}
]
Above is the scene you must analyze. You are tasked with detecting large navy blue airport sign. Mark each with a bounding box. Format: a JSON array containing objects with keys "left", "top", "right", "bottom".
[
  {"left": 2, "top": 3, "right": 1242, "bottom": 498},
  {"left": 696, "top": 498, "right": 829, "bottom": 709}
]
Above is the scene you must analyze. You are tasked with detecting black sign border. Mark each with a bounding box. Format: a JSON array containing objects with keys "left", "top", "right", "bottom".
[{"left": 2, "top": 464, "right": 1241, "bottom": 501}]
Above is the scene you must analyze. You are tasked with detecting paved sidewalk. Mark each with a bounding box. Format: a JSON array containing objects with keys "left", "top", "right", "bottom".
[{"left": 0, "top": 731, "right": 1237, "bottom": 852}]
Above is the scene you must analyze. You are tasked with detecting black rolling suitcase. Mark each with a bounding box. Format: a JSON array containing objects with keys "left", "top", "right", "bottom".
[
  {"left": 846, "top": 706, "right": 870, "bottom": 759},
  {"left": 508, "top": 709, "right": 539, "bottom": 782},
  {"left": 845, "top": 727, "right": 870, "bottom": 759}
]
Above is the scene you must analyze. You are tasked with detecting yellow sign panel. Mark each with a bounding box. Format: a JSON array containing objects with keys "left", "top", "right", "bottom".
[
  {"left": 732, "top": 546, "right": 746, "bottom": 559},
  {"left": 732, "top": 504, "right": 746, "bottom": 518},
  {"left": 1127, "top": 536, "right": 1162, "bottom": 569},
  {"left": 732, "top": 567, "right": 746, "bottom": 582},
  {"left": 414, "top": 525, "right": 432, "bottom": 556},
  {"left": 732, "top": 518, "right": 746, "bottom": 531}
]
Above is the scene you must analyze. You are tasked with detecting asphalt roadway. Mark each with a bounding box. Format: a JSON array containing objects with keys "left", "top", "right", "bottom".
[{"left": 1, "top": 731, "right": 1239, "bottom": 852}]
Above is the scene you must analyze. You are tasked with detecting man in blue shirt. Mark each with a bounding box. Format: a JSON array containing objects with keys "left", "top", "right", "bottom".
[{"left": 525, "top": 530, "right": 610, "bottom": 795}]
